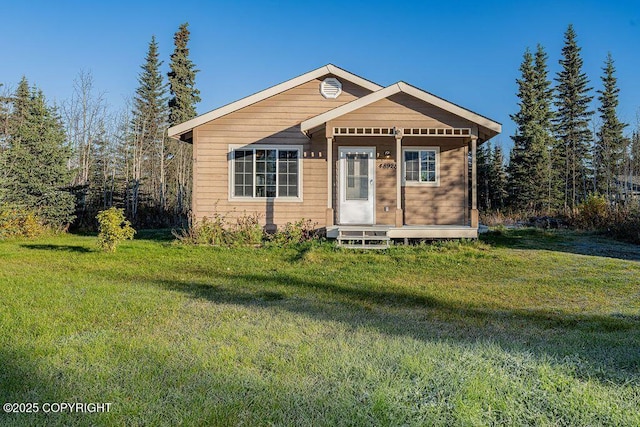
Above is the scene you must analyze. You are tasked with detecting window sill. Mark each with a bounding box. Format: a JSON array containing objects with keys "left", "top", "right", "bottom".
[
  {"left": 403, "top": 181, "right": 440, "bottom": 187},
  {"left": 228, "top": 197, "right": 304, "bottom": 203}
]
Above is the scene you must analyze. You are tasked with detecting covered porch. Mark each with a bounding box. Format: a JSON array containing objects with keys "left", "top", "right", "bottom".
[
  {"left": 300, "top": 82, "right": 500, "bottom": 240},
  {"left": 319, "top": 125, "right": 481, "bottom": 231}
]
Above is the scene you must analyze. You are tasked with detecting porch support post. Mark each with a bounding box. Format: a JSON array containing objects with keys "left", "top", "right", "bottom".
[
  {"left": 470, "top": 135, "right": 479, "bottom": 228},
  {"left": 395, "top": 130, "right": 403, "bottom": 227},
  {"left": 326, "top": 136, "right": 334, "bottom": 226}
]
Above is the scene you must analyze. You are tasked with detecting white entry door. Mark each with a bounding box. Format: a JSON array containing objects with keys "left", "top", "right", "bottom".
[{"left": 338, "top": 147, "right": 375, "bottom": 224}]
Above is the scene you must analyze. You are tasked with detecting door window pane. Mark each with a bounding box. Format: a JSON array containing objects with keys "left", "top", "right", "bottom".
[{"left": 345, "top": 153, "right": 369, "bottom": 200}]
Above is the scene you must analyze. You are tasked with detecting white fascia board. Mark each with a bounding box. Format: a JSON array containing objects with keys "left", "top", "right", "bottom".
[
  {"left": 325, "top": 64, "right": 382, "bottom": 93},
  {"left": 168, "top": 64, "right": 383, "bottom": 139},
  {"left": 397, "top": 82, "right": 502, "bottom": 134}
]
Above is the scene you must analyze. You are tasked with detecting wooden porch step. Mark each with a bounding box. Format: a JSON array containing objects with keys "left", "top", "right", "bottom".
[
  {"left": 336, "top": 227, "right": 390, "bottom": 249},
  {"left": 339, "top": 244, "right": 390, "bottom": 250},
  {"left": 337, "top": 235, "right": 390, "bottom": 241}
]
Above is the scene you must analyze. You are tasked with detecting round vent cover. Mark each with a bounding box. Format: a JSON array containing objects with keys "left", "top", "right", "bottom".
[{"left": 320, "top": 77, "right": 342, "bottom": 99}]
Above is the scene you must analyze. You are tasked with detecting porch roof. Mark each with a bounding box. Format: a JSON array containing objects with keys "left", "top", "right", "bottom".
[{"left": 300, "top": 82, "right": 502, "bottom": 140}]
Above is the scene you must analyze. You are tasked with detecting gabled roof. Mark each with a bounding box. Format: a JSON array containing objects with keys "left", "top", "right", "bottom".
[
  {"left": 300, "top": 81, "right": 502, "bottom": 138},
  {"left": 167, "top": 64, "right": 383, "bottom": 139}
]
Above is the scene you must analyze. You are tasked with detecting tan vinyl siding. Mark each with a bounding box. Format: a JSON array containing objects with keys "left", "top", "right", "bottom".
[
  {"left": 192, "top": 76, "right": 371, "bottom": 227},
  {"left": 331, "top": 92, "right": 473, "bottom": 129},
  {"left": 402, "top": 139, "right": 467, "bottom": 225}
]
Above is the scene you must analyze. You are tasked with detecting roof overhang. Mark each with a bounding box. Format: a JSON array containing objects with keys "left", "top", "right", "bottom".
[
  {"left": 301, "top": 81, "right": 502, "bottom": 140},
  {"left": 167, "top": 64, "right": 383, "bottom": 141}
]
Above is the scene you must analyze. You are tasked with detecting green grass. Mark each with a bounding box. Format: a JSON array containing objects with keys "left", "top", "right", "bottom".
[{"left": 0, "top": 229, "right": 639, "bottom": 426}]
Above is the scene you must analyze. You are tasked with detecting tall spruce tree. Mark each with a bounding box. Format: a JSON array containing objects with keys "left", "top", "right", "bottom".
[
  {"left": 130, "top": 35, "right": 168, "bottom": 218},
  {"left": 167, "top": 22, "right": 200, "bottom": 217},
  {"left": 594, "top": 53, "right": 628, "bottom": 200},
  {"left": 1, "top": 78, "right": 75, "bottom": 226},
  {"left": 508, "top": 48, "right": 535, "bottom": 209},
  {"left": 553, "top": 24, "right": 594, "bottom": 210},
  {"left": 532, "top": 45, "right": 559, "bottom": 211},
  {"left": 168, "top": 23, "right": 200, "bottom": 125},
  {"left": 508, "top": 46, "right": 551, "bottom": 211}
]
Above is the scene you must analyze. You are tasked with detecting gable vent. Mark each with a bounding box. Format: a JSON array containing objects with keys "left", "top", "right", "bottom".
[{"left": 320, "top": 77, "right": 342, "bottom": 99}]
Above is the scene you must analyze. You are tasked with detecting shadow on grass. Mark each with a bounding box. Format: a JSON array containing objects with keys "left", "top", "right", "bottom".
[
  {"left": 152, "top": 268, "right": 640, "bottom": 386},
  {"left": 481, "top": 228, "right": 640, "bottom": 262},
  {"left": 0, "top": 346, "right": 78, "bottom": 425},
  {"left": 134, "top": 229, "right": 175, "bottom": 242},
  {"left": 20, "top": 244, "right": 92, "bottom": 253}
]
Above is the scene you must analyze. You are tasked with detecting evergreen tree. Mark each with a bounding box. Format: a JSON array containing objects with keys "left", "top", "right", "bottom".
[
  {"left": 130, "top": 35, "right": 168, "bottom": 218},
  {"left": 631, "top": 130, "right": 640, "bottom": 202},
  {"left": 477, "top": 140, "right": 491, "bottom": 210},
  {"left": 168, "top": 23, "right": 200, "bottom": 126},
  {"left": 508, "top": 49, "right": 535, "bottom": 209},
  {"left": 508, "top": 46, "right": 552, "bottom": 211},
  {"left": 533, "top": 45, "right": 560, "bottom": 211},
  {"left": 167, "top": 22, "right": 200, "bottom": 217},
  {"left": 1, "top": 78, "right": 75, "bottom": 226},
  {"left": 553, "top": 24, "right": 594, "bottom": 210},
  {"left": 594, "top": 53, "right": 628, "bottom": 200},
  {"left": 0, "top": 84, "right": 10, "bottom": 199},
  {"left": 489, "top": 144, "right": 508, "bottom": 210}
]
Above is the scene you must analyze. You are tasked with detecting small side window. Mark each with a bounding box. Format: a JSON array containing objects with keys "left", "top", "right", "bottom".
[{"left": 403, "top": 148, "right": 439, "bottom": 186}]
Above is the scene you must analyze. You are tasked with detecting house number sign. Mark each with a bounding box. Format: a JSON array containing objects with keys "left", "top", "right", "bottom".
[{"left": 378, "top": 163, "right": 397, "bottom": 170}]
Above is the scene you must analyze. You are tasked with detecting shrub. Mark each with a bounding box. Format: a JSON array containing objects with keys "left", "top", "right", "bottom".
[
  {"left": 173, "top": 211, "right": 264, "bottom": 247},
  {"left": 269, "top": 219, "right": 319, "bottom": 247},
  {"left": 608, "top": 206, "right": 640, "bottom": 244},
  {"left": 230, "top": 212, "right": 263, "bottom": 246},
  {"left": 96, "top": 207, "right": 136, "bottom": 252},
  {"left": 173, "top": 214, "right": 229, "bottom": 246},
  {"left": 572, "top": 194, "right": 609, "bottom": 230},
  {"left": 479, "top": 210, "right": 531, "bottom": 227},
  {"left": 0, "top": 205, "right": 46, "bottom": 239},
  {"left": 173, "top": 212, "right": 321, "bottom": 248}
]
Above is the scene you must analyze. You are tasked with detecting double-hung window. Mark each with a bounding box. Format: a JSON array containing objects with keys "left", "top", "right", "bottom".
[
  {"left": 231, "top": 146, "right": 302, "bottom": 199},
  {"left": 403, "top": 147, "right": 439, "bottom": 186}
]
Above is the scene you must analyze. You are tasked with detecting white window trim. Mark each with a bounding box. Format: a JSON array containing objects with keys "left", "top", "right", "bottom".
[
  {"left": 402, "top": 147, "right": 440, "bottom": 187},
  {"left": 228, "top": 144, "right": 304, "bottom": 202}
]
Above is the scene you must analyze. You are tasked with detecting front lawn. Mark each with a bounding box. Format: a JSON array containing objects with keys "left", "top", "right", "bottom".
[{"left": 0, "top": 230, "right": 638, "bottom": 425}]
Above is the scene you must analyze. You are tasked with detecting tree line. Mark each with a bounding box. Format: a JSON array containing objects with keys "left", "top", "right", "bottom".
[
  {"left": 0, "top": 23, "right": 200, "bottom": 229},
  {"left": 478, "top": 24, "right": 640, "bottom": 215},
  {"left": 2, "top": 23, "right": 639, "bottom": 231}
]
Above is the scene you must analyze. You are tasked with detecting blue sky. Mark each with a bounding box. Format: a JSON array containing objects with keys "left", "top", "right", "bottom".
[{"left": 2, "top": 1, "right": 638, "bottom": 151}]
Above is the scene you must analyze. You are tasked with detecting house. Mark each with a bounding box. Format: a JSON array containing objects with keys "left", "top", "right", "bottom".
[{"left": 168, "top": 64, "right": 501, "bottom": 244}]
